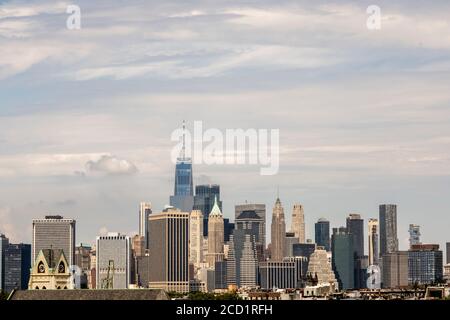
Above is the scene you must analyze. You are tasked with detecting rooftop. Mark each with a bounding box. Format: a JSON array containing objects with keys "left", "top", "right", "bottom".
[{"left": 8, "top": 289, "right": 169, "bottom": 300}]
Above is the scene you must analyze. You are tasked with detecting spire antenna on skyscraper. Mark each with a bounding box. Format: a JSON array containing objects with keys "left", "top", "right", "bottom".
[{"left": 181, "top": 120, "right": 186, "bottom": 160}]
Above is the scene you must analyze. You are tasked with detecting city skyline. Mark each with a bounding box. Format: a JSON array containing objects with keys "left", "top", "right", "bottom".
[{"left": 1, "top": 0, "right": 450, "bottom": 254}]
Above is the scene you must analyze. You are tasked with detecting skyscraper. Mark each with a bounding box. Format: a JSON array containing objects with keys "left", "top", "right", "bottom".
[
  {"left": 368, "top": 219, "right": 379, "bottom": 266},
  {"left": 408, "top": 244, "right": 443, "bottom": 285},
  {"left": 306, "top": 247, "right": 338, "bottom": 291},
  {"left": 235, "top": 203, "right": 266, "bottom": 256},
  {"left": 259, "top": 260, "right": 297, "bottom": 290},
  {"left": 379, "top": 204, "right": 399, "bottom": 256},
  {"left": 346, "top": 214, "right": 364, "bottom": 258},
  {"left": 315, "top": 218, "right": 330, "bottom": 252},
  {"left": 170, "top": 122, "right": 194, "bottom": 212},
  {"left": 4, "top": 243, "right": 31, "bottom": 292},
  {"left": 132, "top": 235, "right": 145, "bottom": 257},
  {"left": 32, "top": 216, "right": 76, "bottom": 266},
  {"left": 292, "top": 242, "right": 316, "bottom": 260},
  {"left": 447, "top": 242, "right": 450, "bottom": 264},
  {"left": 226, "top": 230, "right": 258, "bottom": 288},
  {"left": 206, "top": 196, "right": 225, "bottom": 268},
  {"left": 291, "top": 204, "right": 305, "bottom": 243},
  {"left": 75, "top": 244, "right": 92, "bottom": 271},
  {"left": 75, "top": 243, "right": 92, "bottom": 288},
  {"left": 235, "top": 210, "right": 265, "bottom": 261},
  {"left": 381, "top": 251, "right": 408, "bottom": 288},
  {"left": 139, "top": 202, "right": 152, "bottom": 249},
  {"left": 346, "top": 213, "right": 364, "bottom": 289},
  {"left": 193, "top": 184, "right": 221, "bottom": 236},
  {"left": 148, "top": 207, "right": 189, "bottom": 293},
  {"left": 96, "top": 233, "right": 132, "bottom": 289},
  {"left": 408, "top": 224, "right": 421, "bottom": 248},
  {"left": 331, "top": 227, "right": 354, "bottom": 290},
  {"left": 285, "top": 232, "right": 299, "bottom": 257},
  {"left": 0, "top": 233, "right": 9, "bottom": 292},
  {"left": 270, "top": 198, "right": 286, "bottom": 261},
  {"left": 189, "top": 210, "right": 204, "bottom": 269}
]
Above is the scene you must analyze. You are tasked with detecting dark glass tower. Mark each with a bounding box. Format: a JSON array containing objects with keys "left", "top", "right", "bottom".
[
  {"left": 315, "top": 218, "right": 330, "bottom": 251},
  {"left": 346, "top": 214, "right": 365, "bottom": 289},
  {"left": 169, "top": 122, "right": 194, "bottom": 212},
  {"left": 331, "top": 227, "right": 354, "bottom": 290},
  {"left": 193, "top": 184, "right": 221, "bottom": 236},
  {"left": 4, "top": 243, "right": 31, "bottom": 292}
]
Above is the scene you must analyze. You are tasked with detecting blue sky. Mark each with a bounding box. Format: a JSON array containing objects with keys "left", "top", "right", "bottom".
[{"left": 1, "top": 0, "right": 450, "bottom": 253}]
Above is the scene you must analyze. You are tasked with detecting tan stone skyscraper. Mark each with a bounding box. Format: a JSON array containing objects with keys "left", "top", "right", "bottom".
[
  {"left": 206, "top": 196, "right": 224, "bottom": 268},
  {"left": 189, "top": 210, "right": 204, "bottom": 270},
  {"left": 270, "top": 198, "right": 286, "bottom": 261},
  {"left": 291, "top": 204, "right": 305, "bottom": 243}
]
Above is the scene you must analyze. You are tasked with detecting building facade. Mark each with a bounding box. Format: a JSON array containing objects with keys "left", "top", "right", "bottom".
[
  {"left": 259, "top": 261, "right": 296, "bottom": 290},
  {"left": 193, "top": 184, "right": 221, "bottom": 236},
  {"left": 408, "top": 244, "right": 443, "bottom": 285},
  {"left": 346, "top": 214, "right": 364, "bottom": 289},
  {"left": 306, "top": 247, "right": 338, "bottom": 291},
  {"left": 368, "top": 219, "right": 379, "bottom": 266},
  {"left": 135, "top": 255, "right": 151, "bottom": 288},
  {"left": 284, "top": 232, "right": 299, "bottom": 258},
  {"left": 148, "top": 208, "right": 190, "bottom": 293},
  {"left": 3, "top": 243, "right": 31, "bottom": 292},
  {"left": 235, "top": 210, "right": 265, "bottom": 261},
  {"left": 447, "top": 242, "right": 450, "bottom": 264},
  {"left": 28, "top": 249, "right": 72, "bottom": 290},
  {"left": 96, "top": 233, "right": 132, "bottom": 289},
  {"left": 292, "top": 242, "right": 316, "bottom": 261},
  {"left": 331, "top": 227, "right": 354, "bottom": 290},
  {"left": 235, "top": 203, "right": 266, "bottom": 256},
  {"left": 408, "top": 224, "right": 421, "bottom": 248},
  {"left": 315, "top": 218, "right": 330, "bottom": 252},
  {"left": 132, "top": 235, "right": 145, "bottom": 258},
  {"left": 379, "top": 204, "right": 399, "bottom": 256},
  {"left": 206, "top": 197, "right": 225, "bottom": 268},
  {"left": 270, "top": 198, "right": 286, "bottom": 261},
  {"left": 139, "top": 202, "right": 152, "bottom": 249},
  {"left": 226, "top": 230, "right": 258, "bottom": 288},
  {"left": 32, "top": 216, "right": 76, "bottom": 267},
  {"left": 291, "top": 204, "right": 305, "bottom": 243},
  {"left": 0, "top": 233, "right": 9, "bottom": 292},
  {"left": 381, "top": 251, "right": 408, "bottom": 288},
  {"left": 189, "top": 210, "right": 204, "bottom": 269}
]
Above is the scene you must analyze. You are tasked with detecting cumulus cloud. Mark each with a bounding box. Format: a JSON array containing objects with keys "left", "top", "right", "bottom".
[
  {"left": 98, "top": 226, "right": 109, "bottom": 236},
  {"left": 0, "top": 207, "right": 19, "bottom": 242},
  {"left": 85, "top": 155, "right": 138, "bottom": 176}
]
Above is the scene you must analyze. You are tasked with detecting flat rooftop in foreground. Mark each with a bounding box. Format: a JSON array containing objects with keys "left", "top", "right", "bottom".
[{"left": 8, "top": 289, "right": 169, "bottom": 300}]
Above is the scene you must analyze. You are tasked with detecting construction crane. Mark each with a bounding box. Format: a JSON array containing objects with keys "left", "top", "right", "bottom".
[{"left": 101, "top": 260, "right": 115, "bottom": 289}]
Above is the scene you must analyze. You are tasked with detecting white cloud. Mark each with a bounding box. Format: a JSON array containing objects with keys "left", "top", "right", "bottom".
[
  {"left": 0, "top": 0, "right": 68, "bottom": 19},
  {"left": 0, "top": 207, "right": 20, "bottom": 242},
  {"left": 86, "top": 155, "right": 138, "bottom": 176}
]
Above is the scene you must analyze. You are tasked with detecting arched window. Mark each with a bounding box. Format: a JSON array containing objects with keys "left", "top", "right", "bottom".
[
  {"left": 58, "top": 262, "right": 65, "bottom": 273},
  {"left": 35, "top": 286, "right": 39, "bottom": 290},
  {"left": 37, "top": 261, "right": 45, "bottom": 273},
  {"left": 57, "top": 286, "right": 61, "bottom": 289},
  {"left": 63, "top": 286, "right": 68, "bottom": 289},
  {"left": 42, "top": 286, "right": 46, "bottom": 290}
]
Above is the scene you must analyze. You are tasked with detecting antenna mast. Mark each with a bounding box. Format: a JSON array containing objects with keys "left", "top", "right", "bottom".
[{"left": 181, "top": 120, "right": 186, "bottom": 160}]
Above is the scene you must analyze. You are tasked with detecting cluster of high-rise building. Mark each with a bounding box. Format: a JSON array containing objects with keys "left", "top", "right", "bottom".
[{"left": 1, "top": 134, "right": 449, "bottom": 296}]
